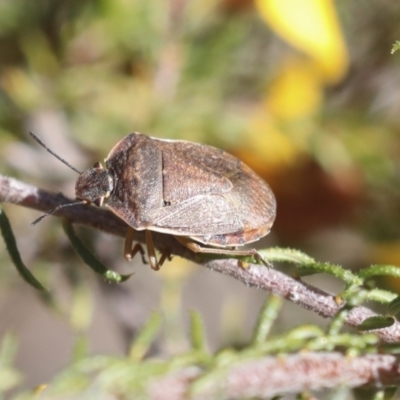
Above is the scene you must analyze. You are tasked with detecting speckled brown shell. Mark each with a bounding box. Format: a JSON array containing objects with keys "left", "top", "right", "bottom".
[{"left": 104, "top": 133, "right": 276, "bottom": 248}]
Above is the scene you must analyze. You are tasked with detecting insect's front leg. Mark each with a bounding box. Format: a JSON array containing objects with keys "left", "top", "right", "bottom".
[{"left": 124, "top": 227, "right": 147, "bottom": 265}]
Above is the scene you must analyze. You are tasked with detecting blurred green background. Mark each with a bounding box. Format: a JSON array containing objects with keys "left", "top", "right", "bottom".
[{"left": 2, "top": 0, "right": 400, "bottom": 394}]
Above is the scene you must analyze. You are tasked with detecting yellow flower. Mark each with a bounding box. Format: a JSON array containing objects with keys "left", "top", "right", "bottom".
[
  {"left": 256, "top": 0, "right": 348, "bottom": 83},
  {"left": 266, "top": 58, "right": 322, "bottom": 119}
]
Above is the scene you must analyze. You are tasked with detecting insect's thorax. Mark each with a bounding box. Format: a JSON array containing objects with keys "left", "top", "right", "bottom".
[{"left": 75, "top": 162, "right": 114, "bottom": 207}]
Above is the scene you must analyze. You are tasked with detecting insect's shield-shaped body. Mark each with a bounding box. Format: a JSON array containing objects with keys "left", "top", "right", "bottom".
[{"left": 74, "top": 133, "right": 276, "bottom": 270}]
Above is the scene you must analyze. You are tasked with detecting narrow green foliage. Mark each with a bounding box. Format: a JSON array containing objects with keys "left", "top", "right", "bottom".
[
  {"left": 357, "top": 316, "right": 395, "bottom": 331},
  {"left": 97, "top": 360, "right": 170, "bottom": 395},
  {"left": 373, "top": 390, "right": 385, "bottom": 400},
  {"left": 252, "top": 295, "right": 283, "bottom": 345},
  {"left": 189, "top": 310, "right": 207, "bottom": 353},
  {"left": 244, "top": 325, "right": 325, "bottom": 357},
  {"left": 260, "top": 247, "right": 316, "bottom": 265},
  {"left": 355, "top": 386, "right": 398, "bottom": 400},
  {"left": 380, "top": 343, "right": 400, "bottom": 354},
  {"left": 365, "top": 289, "right": 397, "bottom": 304},
  {"left": 0, "top": 207, "right": 48, "bottom": 292},
  {"left": 306, "top": 333, "right": 378, "bottom": 352},
  {"left": 168, "top": 350, "right": 211, "bottom": 368},
  {"left": 3, "top": 220, "right": 400, "bottom": 396},
  {"left": 0, "top": 333, "right": 18, "bottom": 370},
  {"left": 260, "top": 247, "right": 362, "bottom": 285},
  {"left": 286, "top": 325, "right": 325, "bottom": 341},
  {"left": 378, "top": 387, "right": 398, "bottom": 400},
  {"left": 62, "top": 220, "right": 131, "bottom": 283},
  {"left": 72, "top": 335, "right": 89, "bottom": 363},
  {"left": 296, "top": 262, "right": 361, "bottom": 285},
  {"left": 299, "top": 393, "right": 314, "bottom": 400},
  {"left": 70, "top": 284, "right": 93, "bottom": 362},
  {"left": 129, "top": 312, "right": 162, "bottom": 361},
  {"left": 327, "top": 308, "right": 350, "bottom": 335},
  {"left": 385, "top": 387, "right": 398, "bottom": 400},
  {"left": 358, "top": 265, "right": 400, "bottom": 280},
  {"left": 391, "top": 40, "right": 400, "bottom": 54},
  {"left": 340, "top": 288, "right": 369, "bottom": 306},
  {"left": 188, "top": 366, "right": 229, "bottom": 399},
  {"left": 330, "top": 387, "right": 353, "bottom": 400},
  {"left": 339, "top": 286, "right": 395, "bottom": 307},
  {"left": 0, "top": 333, "right": 21, "bottom": 393},
  {"left": 189, "top": 349, "right": 244, "bottom": 397},
  {"left": 381, "top": 387, "right": 398, "bottom": 400},
  {"left": 244, "top": 328, "right": 378, "bottom": 359},
  {"left": 387, "top": 296, "right": 400, "bottom": 316},
  {"left": 44, "top": 356, "right": 171, "bottom": 397},
  {"left": 369, "top": 387, "right": 398, "bottom": 400},
  {"left": 213, "top": 348, "right": 240, "bottom": 367}
]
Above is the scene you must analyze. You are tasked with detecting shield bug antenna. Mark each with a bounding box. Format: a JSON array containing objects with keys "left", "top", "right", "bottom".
[
  {"left": 29, "top": 132, "right": 87, "bottom": 225},
  {"left": 29, "top": 132, "right": 82, "bottom": 174},
  {"left": 30, "top": 200, "right": 88, "bottom": 226}
]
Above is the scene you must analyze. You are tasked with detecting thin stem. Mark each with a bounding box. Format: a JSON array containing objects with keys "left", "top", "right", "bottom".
[{"left": 2, "top": 174, "right": 400, "bottom": 343}]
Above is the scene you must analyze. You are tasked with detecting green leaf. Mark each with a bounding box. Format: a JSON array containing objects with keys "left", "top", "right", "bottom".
[
  {"left": 382, "top": 386, "right": 398, "bottom": 400},
  {"left": 357, "top": 316, "right": 395, "bottom": 331},
  {"left": 388, "top": 296, "right": 400, "bottom": 316},
  {"left": 296, "top": 262, "right": 360, "bottom": 284},
  {"left": 128, "top": 312, "right": 162, "bottom": 361},
  {"left": 0, "top": 333, "right": 21, "bottom": 392},
  {"left": 379, "top": 343, "right": 400, "bottom": 354},
  {"left": 252, "top": 295, "right": 283, "bottom": 345},
  {"left": 391, "top": 40, "right": 400, "bottom": 54},
  {"left": 307, "top": 333, "right": 378, "bottom": 351},
  {"left": 365, "top": 289, "right": 397, "bottom": 304},
  {"left": 259, "top": 247, "right": 316, "bottom": 265},
  {"left": 327, "top": 308, "right": 349, "bottom": 335},
  {"left": 0, "top": 333, "right": 18, "bottom": 369},
  {"left": 0, "top": 207, "right": 47, "bottom": 292},
  {"left": 358, "top": 265, "right": 400, "bottom": 280},
  {"left": 62, "top": 220, "right": 131, "bottom": 283},
  {"left": 286, "top": 325, "right": 325, "bottom": 341},
  {"left": 259, "top": 248, "right": 361, "bottom": 285},
  {"left": 340, "top": 288, "right": 396, "bottom": 308},
  {"left": 189, "top": 310, "right": 207, "bottom": 352}
]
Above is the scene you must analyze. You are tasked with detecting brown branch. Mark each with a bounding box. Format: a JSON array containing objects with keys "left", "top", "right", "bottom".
[
  {"left": 148, "top": 352, "right": 400, "bottom": 399},
  {"left": 2, "top": 174, "right": 400, "bottom": 343}
]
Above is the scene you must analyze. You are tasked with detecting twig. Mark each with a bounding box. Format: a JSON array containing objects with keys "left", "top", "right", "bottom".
[
  {"left": 1, "top": 174, "right": 400, "bottom": 342},
  {"left": 149, "top": 352, "right": 400, "bottom": 400}
]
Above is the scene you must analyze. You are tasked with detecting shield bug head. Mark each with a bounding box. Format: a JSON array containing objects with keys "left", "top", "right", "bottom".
[
  {"left": 30, "top": 132, "right": 276, "bottom": 270},
  {"left": 75, "top": 162, "right": 114, "bottom": 207}
]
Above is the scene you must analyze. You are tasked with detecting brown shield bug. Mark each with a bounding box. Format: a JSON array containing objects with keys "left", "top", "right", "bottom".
[{"left": 30, "top": 132, "right": 276, "bottom": 270}]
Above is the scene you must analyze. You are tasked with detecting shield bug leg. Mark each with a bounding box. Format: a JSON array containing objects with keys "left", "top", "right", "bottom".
[
  {"left": 145, "top": 230, "right": 160, "bottom": 270},
  {"left": 124, "top": 227, "right": 147, "bottom": 264},
  {"left": 145, "top": 230, "right": 171, "bottom": 270},
  {"left": 158, "top": 248, "right": 172, "bottom": 267},
  {"left": 174, "top": 236, "right": 270, "bottom": 268}
]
